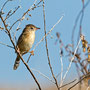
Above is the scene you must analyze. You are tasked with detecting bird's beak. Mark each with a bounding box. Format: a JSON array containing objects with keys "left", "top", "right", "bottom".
[{"left": 36, "top": 27, "right": 40, "bottom": 30}]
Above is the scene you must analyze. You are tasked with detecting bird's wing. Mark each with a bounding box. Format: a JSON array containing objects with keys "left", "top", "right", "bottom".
[{"left": 17, "top": 34, "right": 24, "bottom": 45}]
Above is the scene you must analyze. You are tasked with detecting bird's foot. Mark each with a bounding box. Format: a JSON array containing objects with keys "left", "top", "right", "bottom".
[
  {"left": 16, "top": 46, "right": 20, "bottom": 53},
  {"left": 30, "top": 50, "right": 34, "bottom": 56}
]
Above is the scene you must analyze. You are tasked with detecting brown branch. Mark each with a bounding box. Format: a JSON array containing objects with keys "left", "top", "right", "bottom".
[
  {"left": 42, "top": 0, "right": 59, "bottom": 90},
  {"left": 68, "top": 72, "right": 90, "bottom": 90},
  {"left": 0, "top": 15, "right": 41, "bottom": 90},
  {"left": 9, "top": 0, "right": 43, "bottom": 31},
  {"left": 4, "top": 6, "right": 20, "bottom": 21},
  {"left": 1, "top": 0, "right": 13, "bottom": 11},
  {"left": 9, "top": 18, "right": 20, "bottom": 31},
  {"left": 21, "top": 0, "right": 42, "bottom": 19},
  {"left": 27, "top": 54, "right": 32, "bottom": 63},
  {"left": 0, "top": 41, "right": 14, "bottom": 49},
  {"left": 59, "top": 79, "right": 77, "bottom": 88}
]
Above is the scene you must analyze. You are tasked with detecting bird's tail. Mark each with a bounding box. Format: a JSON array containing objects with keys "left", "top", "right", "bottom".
[{"left": 13, "top": 55, "right": 20, "bottom": 70}]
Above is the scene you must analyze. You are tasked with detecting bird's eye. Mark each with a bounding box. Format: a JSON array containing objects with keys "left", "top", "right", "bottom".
[{"left": 31, "top": 27, "right": 33, "bottom": 29}]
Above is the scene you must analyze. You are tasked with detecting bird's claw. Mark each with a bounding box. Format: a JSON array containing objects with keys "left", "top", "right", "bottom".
[{"left": 30, "top": 50, "right": 34, "bottom": 56}]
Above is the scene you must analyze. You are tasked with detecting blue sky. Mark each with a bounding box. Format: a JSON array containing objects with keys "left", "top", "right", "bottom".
[{"left": 0, "top": 0, "right": 90, "bottom": 88}]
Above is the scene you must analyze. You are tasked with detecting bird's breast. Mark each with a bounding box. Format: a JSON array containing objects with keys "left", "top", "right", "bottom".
[
  {"left": 24, "top": 32, "right": 35, "bottom": 48},
  {"left": 18, "top": 31, "right": 35, "bottom": 54}
]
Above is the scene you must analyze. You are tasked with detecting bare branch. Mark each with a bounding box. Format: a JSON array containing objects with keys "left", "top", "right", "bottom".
[
  {"left": 0, "top": 41, "right": 14, "bottom": 49},
  {"left": 4, "top": 6, "right": 20, "bottom": 21},
  {"left": 68, "top": 72, "right": 90, "bottom": 90},
  {"left": 31, "top": 68, "right": 55, "bottom": 84},
  {"left": 27, "top": 54, "right": 32, "bottom": 63},
  {"left": 59, "top": 55, "right": 63, "bottom": 87},
  {"left": 33, "top": 15, "right": 64, "bottom": 51},
  {"left": 1, "top": 0, "right": 14, "bottom": 11},
  {"left": 59, "top": 79, "right": 77, "bottom": 88},
  {"left": 42, "top": 0, "right": 59, "bottom": 89},
  {"left": 21, "top": 0, "right": 42, "bottom": 20},
  {"left": 62, "top": 38, "right": 81, "bottom": 83},
  {"left": 9, "top": 19, "right": 20, "bottom": 31},
  {"left": 9, "top": 0, "right": 43, "bottom": 31}
]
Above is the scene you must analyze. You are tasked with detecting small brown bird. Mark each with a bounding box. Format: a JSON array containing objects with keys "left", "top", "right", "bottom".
[{"left": 13, "top": 24, "right": 40, "bottom": 70}]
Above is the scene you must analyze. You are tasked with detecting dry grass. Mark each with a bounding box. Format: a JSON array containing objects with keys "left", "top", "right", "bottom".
[{"left": 0, "top": 84, "right": 89, "bottom": 90}]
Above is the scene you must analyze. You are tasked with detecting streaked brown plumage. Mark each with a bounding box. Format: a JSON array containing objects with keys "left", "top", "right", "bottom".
[{"left": 13, "top": 24, "right": 40, "bottom": 70}]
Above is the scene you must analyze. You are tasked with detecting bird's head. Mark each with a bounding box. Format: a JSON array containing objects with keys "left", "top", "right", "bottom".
[{"left": 26, "top": 24, "right": 40, "bottom": 31}]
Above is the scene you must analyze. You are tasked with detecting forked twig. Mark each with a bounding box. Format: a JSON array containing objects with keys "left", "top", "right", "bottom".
[
  {"left": 31, "top": 68, "right": 55, "bottom": 84},
  {"left": 68, "top": 72, "right": 90, "bottom": 90},
  {"left": 59, "top": 79, "right": 77, "bottom": 88},
  {"left": 9, "top": 0, "right": 43, "bottom": 31},
  {"left": 0, "top": 41, "right": 14, "bottom": 49},
  {"left": 62, "top": 38, "right": 81, "bottom": 83},
  {"left": 33, "top": 15, "right": 64, "bottom": 51},
  {"left": 27, "top": 15, "right": 64, "bottom": 63},
  {"left": 4, "top": 6, "right": 20, "bottom": 21}
]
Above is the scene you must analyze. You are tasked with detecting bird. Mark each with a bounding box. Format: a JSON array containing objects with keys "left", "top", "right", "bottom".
[{"left": 13, "top": 24, "right": 40, "bottom": 70}]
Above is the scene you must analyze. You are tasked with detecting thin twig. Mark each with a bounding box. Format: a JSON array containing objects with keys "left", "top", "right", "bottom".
[
  {"left": 59, "top": 79, "right": 77, "bottom": 88},
  {"left": 1, "top": 0, "right": 13, "bottom": 11},
  {"left": 4, "top": 6, "right": 20, "bottom": 21},
  {"left": 21, "top": 0, "right": 42, "bottom": 20},
  {"left": 27, "top": 15, "right": 64, "bottom": 63},
  {"left": 27, "top": 54, "right": 32, "bottom": 63},
  {"left": 9, "top": 19, "right": 20, "bottom": 31},
  {"left": 33, "top": 15, "right": 64, "bottom": 51},
  {"left": 56, "top": 70, "right": 65, "bottom": 79},
  {"left": 76, "top": 0, "right": 84, "bottom": 53},
  {"left": 62, "top": 38, "right": 81, "bottom": 83},
  {"left": 31, "top": 68, "right": 55, "bottom": 84},
  {"left": 9, "top": 0, "right": 43, "bottom": 31},
  {"left": 59, "top": 56, "right": 63, "bottom": 88},
  {"left": 0, "top": 41, "right": 14, "bottom": 49},
  {"left": 42, "top": 0, "right": 59, "bottom": 89}
]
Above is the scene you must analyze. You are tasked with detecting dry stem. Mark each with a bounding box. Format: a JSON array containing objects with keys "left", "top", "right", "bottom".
[{"left": 42, "top": 0, "right": 59, "bottom": 89}]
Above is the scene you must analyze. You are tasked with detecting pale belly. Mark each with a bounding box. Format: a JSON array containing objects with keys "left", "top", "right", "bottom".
[{"left": 18, "top": 32, "right": 35, "bottom": 54}]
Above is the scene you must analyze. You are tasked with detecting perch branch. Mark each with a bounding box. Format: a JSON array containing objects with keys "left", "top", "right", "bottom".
[{"left": 0, "top": 15, "right": 41, "bottom": 90}]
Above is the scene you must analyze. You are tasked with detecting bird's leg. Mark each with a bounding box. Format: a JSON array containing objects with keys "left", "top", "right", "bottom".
[
  {"left": 27, "top": 50, "right": 34, "bottom": 63},
  {"left": 22, "top": 51, "right": 28, "bottom": 55}
]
